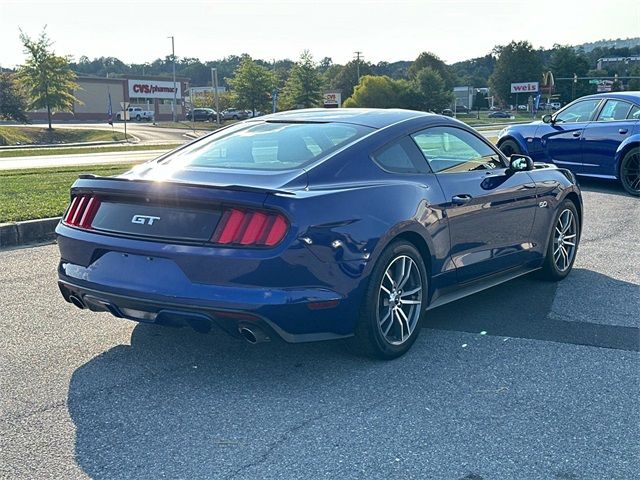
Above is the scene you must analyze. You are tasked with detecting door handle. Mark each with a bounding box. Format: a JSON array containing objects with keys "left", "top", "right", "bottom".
[
  {"left": 451, "top": 194, "right": 473, "bottom": 205},
  {"left": 572, "top": 131, "right": 581, "bottom": 137},
  {"left": 619, "top": 128, "right": 629, "bottom": 134}
]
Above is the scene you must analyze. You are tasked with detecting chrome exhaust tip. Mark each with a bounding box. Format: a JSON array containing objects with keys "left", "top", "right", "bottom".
[
  {"left": 238, "top": 326, "right": 270, "bottom": 344},
  {"left": 69, "top": 295, "right": 85, "bottom": 309}
]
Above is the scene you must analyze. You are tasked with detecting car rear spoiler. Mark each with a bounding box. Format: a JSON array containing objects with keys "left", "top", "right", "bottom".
[{"left": 74, "top": 174, "right": 297, "bottom": 196}]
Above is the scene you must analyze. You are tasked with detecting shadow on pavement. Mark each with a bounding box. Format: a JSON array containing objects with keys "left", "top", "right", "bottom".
[
  {"left": 576, "top": 177, "right": 630, "bottom": 198},
  {"left": 427, "top": 268, "right": 639, "bottom": 352},
  {"left": 67, "top": 267, "right": 638, "bottom": 479}
]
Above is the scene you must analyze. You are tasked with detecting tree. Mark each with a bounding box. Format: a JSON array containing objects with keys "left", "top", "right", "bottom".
[
  {"left": 0, "top": 73, "right": 29, "bottom": 123},
  {"left": 629, "top": 66, "right": 640, "bottom": 91},
  {"left": 489, "top": 41, "right": 543, "bottom": 106},
  {"left": 192, "top": 91, "right": 233, "bottom": 111},
  {"left": 408, "top": 52, "right": 456, "bottom": 89},
  {"left": 280, "top": 51, "right": 323, "bottom": 110},
  {"left": 451, "top": 53, "right": 496, "bottom": 87},
  {"left": 329, "top": 59, "right": 373, "bottom": 99},
  {"left": 226, "top": 55, "right": 275, "bottom": 115},
  {"left": 343, "top": 75, "right": 422, "bottom": 110},
  {"left": 17, "top": 28, "right": 78, "bottom": 129},
  {"left": 413, "top": 67, "right": 453, "bottom": 112},
  {"left": 344, "top": 75, "right": 403, "bottom": 108},
  {"left": 548, "top": 45, "right": 591, "bottom": 103}
]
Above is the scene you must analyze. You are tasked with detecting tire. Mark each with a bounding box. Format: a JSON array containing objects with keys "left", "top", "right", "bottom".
[
  {"left": 349, "top": 240, "right": 428, "bottom": 359},
  {"left": 539, "top": 199, "right": 580, "bottom": 281},
  {"left": 619, "top": 146, "right": 640, "bottom": 197},
  {"left": 135, "top": 115, "right": 141, "bottom": 121},
  {"left": 116, "top": 114, "right": 121, "bottom": 121},
  {"left": 498, "top": 139, "right": 522, "bottom": 157},
  {"left": 233, "top": 115, "right": 239, "bottom": 120}
]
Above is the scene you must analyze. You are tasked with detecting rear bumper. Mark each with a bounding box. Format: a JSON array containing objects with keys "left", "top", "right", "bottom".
[
  {"left": 58, "top": 279, "right": 351, "bottom": 343},
  {"left": 56, "top": 223, "right": 365, "bottom": 341}
]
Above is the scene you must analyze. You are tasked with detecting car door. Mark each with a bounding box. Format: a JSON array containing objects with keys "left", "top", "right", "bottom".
[
  {"left": 542, "top": 98, "right": 603, "bottom": 174},
  {"left": 581, "top": 99, "right": 639, "bottom": 178},
  {"left": 412, "top": 126, "right": 538, "bottom": 284}
]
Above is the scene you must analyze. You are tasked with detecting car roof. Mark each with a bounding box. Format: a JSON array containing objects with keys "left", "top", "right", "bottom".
[
  {"left": 257, "top": 108, "right": 433, "bottom": 129},
  {"left": 578, "top": 91, "right": 640, "bottom": 104}
]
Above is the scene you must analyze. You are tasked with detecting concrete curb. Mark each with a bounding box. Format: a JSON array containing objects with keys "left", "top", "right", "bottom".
[
  {"left": 0, "top": 135, "right": 141, "bottom": 150},
  {"left": 0, "top": 217, "right": 60, "bottom": 249}
]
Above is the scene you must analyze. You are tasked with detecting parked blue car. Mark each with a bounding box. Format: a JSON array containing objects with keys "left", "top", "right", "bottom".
[
  {"left": 56, "top": 109, "right": 582, "bottom": 358},
  {"left": 497, "top": 92, "right": 640, "bottom": 196}
]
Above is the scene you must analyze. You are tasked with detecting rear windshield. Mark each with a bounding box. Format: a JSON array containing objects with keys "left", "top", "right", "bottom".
[{"left": 159, "top": 121, "right": 374, "bottom": 171}]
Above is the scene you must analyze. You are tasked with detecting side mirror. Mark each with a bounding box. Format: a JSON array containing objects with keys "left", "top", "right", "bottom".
[
  {"left": 508, "top": 154, "right": 534, "bottom": 172},
  {"left": 542, "top": 114, "right": 553, "bottom": 124}
]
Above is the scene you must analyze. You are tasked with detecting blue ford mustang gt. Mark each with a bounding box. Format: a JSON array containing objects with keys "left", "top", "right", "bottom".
[
  {"left": 497, "top": 92, "right": 640, "bottom": 196},
  {"left": 56, "top": 109, "right": 583, "bottom": 358}
]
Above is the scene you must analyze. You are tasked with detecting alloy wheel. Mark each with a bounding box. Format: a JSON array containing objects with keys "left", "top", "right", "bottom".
[
  {"left": 553, "top": 209, "right": 577, "bottom": 272},
  {"left": 377, "top": 255, "right": 423, "bottom": 345},
  {"left": 621, "top": 150, "right": 640, "bottom": 195}
]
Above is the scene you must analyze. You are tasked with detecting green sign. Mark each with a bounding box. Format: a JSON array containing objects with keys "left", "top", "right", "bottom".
[{"left": 589, "top": 79, "right": 601, "bottom": 85}]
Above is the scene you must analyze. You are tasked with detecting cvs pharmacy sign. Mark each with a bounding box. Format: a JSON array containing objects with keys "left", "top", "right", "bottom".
[
  {"left": 511, "top": 82, "right": 539, "bottom": 93},
  {"left": 128, "top": 79, "right": 182, "bottom": 99}
]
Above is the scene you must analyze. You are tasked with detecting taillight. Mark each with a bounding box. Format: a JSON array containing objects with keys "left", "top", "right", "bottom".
[
  {"left": 63, "top": 194, "right": 101, "bottom": 229},
  {"left": 211, "top": 208, "right": 289, "bottom": 247}
]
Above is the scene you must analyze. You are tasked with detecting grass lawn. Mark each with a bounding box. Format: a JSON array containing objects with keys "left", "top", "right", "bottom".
[
  {"left": 458, "top": 112, "right": 540, "bottom": 126},
  {"left": 0, "top": 126, "right": 128, "bottom": 146},
  {"left": 0, "top": 163, "right": 135, "bottom": 223},
  {"left": 0, "top": 143, "right": 181, "bottom": 158}
]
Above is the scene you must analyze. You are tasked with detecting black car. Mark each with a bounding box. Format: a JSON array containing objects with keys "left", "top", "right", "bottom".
[
  {"left": 488, "top": 111, "right": 511, "bottom": 118},
  {"left": 186, "top": 108, "right": 218, "bottom": 122}
]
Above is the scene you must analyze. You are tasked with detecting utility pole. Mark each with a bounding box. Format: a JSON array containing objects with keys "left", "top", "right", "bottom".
[
  {"left": 211, "top": 67, "right": 220, "bottom": 124},
  {"left": 354, "top": 51, "right": 363, "bottom": 83},
  {"left": 168, "top": 36, "right": 177, "bottom": 122}
]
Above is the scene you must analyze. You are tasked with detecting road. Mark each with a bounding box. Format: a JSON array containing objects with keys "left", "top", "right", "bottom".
[
  {"left": 0, "top": 149, "right": 168, "bottom": 170},
  {"left": 1, "top": 180, "right": 638, "bottom": 479},
  {"left": 12, "top": 121, "right": 198, "bottom": 144}
]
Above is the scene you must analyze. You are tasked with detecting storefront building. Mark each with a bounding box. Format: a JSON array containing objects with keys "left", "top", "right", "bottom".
[{"left": 27, "top": 75, "right": 190, "bottom": 122}]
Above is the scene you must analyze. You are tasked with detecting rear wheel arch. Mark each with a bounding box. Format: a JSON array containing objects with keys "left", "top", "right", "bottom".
[
  {"left": 564, "top": 191, "right": 582, "bottom": 231},
  {"left": 616, "top": 141, "right": 639, "bottom": 180},
  {"left": 497, "top": 136, "right": 524, "bottom": 156},
  {"left": 394, "top": 231, "right": 432, "bottom": 277}
]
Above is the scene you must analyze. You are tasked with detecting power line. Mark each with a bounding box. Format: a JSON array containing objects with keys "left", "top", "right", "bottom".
[{"left": 354, "top": 51, "right": 363, "bottom": 82}]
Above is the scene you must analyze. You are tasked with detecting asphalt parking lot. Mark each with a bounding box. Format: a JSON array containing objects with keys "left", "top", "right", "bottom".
[{"left": 1, "top": 178, "right": 638, "bottom": 479}]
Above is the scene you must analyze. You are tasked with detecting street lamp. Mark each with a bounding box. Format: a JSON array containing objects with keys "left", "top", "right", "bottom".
[
  {"left": 168, "top": 36, "right": 177, "bottom": 122},
  {"left": 211, "top": 67, "right": 220, "bottom": 124}
]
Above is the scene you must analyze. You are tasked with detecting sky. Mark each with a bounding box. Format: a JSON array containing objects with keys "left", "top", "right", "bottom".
[{"left": 1, "top": 0, "right": 639, "bottom": 69}]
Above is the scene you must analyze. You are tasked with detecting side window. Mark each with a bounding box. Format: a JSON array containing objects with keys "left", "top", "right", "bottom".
[
  {"left": 596, "top": 100, "right": 632, "bottom": 121},
  {"left": 372, "top": 137, "right": 429, "bottom": 174},
  {"left": 411, "top": 127, "right": 503, "bottom": 174},
  {"left": 554, "top": 100, "right": 601, "bottom": 123},
  {"left": 628, "top": 105, "right": 640, "bottom": 120}
]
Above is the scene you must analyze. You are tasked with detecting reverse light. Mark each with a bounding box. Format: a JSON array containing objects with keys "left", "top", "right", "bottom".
[
  {"left": 63, "top": 194, "right": 101, "bottom": 229},
  {"left": 211, "top": 208, "right": 289, "bottom": 247}
]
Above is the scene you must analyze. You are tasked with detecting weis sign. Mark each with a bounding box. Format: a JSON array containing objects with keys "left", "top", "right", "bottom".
[
  {"left": 128, "top": 79, "right": 182, "bottom": 99},
  {"left": 510, "top": 82, "right": 539, "bottom": 93}
]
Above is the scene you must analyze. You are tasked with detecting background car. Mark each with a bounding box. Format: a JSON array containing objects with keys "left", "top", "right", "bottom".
[
  {"left": 221, "top": 108, "right": 249, "bottom": 120},
  {"left": 497, "top": 92, "right": 640, "bottom": 196},
  {"left": 441, "top": 108, "right": 454, "bottom": 117},
  {"left": 488, "top": 111, "right": 511, "bottom": 118},
  {"left": 186, "top": 108, "right": 219, "bottom": 122},
  {"left": 56, "top": 109, "right": 583, "bottom": 359}
]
